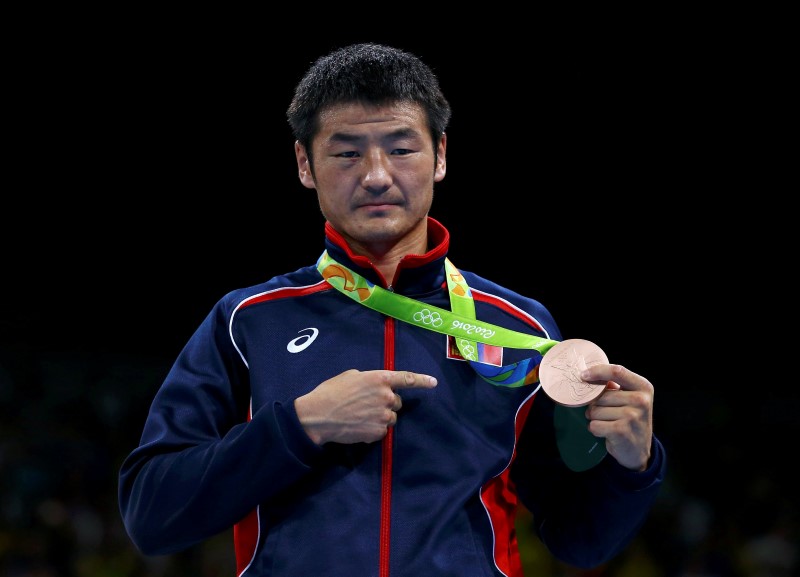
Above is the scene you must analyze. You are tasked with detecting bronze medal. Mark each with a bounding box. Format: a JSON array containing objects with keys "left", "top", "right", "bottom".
[{"left": 539, "top": 339, "right": 609, "bottom": 407}]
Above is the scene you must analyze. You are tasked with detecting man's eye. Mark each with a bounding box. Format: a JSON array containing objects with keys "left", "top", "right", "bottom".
[
  {"left": 336, "top": 151, "right": 360, "bottom": 158},
  {"left": 391, "top": 149, "right": 412, "bottom": 155}
]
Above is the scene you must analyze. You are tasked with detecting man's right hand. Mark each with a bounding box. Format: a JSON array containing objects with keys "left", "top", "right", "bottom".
[{"left": 294, "top": 369, "right": 438, "bottom": 445}]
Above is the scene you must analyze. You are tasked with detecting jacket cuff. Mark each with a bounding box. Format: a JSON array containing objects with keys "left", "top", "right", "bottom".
[
  {"left": 273, "top": 400, "right": 325, "bottom": 464},
  {"left": 601, "top": 435, "right": 666, "bottom": 491}
]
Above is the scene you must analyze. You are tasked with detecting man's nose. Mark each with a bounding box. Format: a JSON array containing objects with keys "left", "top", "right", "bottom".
[{"left": 361, "top": 150, "right": 392, "bottom": 191}]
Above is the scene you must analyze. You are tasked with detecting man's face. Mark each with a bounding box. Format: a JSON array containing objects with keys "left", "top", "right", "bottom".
[{"left": 295, "top": 101, "right": 446, "bottom": 256}]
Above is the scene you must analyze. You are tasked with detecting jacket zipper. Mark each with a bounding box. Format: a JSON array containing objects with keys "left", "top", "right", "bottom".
[{"left": 379, "top": 316, "right": 395, "bottom": 577}]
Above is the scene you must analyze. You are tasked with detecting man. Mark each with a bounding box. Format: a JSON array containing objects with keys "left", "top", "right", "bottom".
[{"left": 119, "top": 42, "right": 665, "bottom": 576}]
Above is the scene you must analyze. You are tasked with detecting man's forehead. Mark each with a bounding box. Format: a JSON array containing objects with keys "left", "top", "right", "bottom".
[{"left": 317, "top": 101, "right": 426, "bottom": 133}]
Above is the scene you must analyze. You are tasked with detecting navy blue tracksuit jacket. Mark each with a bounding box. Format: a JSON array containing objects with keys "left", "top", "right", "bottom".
[{"left": 119, "top": 217, "right": 665, "bottom": 576}]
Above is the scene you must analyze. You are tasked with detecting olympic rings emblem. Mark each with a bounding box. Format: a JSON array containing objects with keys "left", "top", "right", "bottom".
[
  {"left": 458, "top": 338, "right": 477, "bottom": 361},
  {"left": 413, "top": 308, "right": 444, "bottom": 327}
]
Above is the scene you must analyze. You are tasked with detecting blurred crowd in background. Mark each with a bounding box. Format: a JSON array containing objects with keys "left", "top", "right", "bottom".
[{"left": 1, "top": 344, "right": 796, "bottom": 576}]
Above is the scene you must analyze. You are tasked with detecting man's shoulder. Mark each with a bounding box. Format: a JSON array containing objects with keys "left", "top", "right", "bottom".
[
  {"left": 218, "top": 264, "right": 325, "bottom": 309},
  {"left": 458, "top": 270, "right": 560, "bottom": 338}
]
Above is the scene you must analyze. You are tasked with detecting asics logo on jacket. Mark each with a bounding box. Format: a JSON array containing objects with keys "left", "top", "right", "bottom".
[{"left": 287, "top": 327, "right": 320, "bottom": 353}]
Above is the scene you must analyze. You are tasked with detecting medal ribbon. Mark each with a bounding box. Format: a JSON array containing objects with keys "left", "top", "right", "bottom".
[
  {"left": 316, "top": 251, "right": 558, "bottom": 388},
  {"left": 316, "top": 250, "right": 607, "bottom": 471}
]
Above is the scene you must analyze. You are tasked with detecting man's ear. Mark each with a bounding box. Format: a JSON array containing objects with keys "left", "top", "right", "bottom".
[
  {"left": 434, "top": 132, "right": 447, "bottom": 182},
  {"left": 295, "top": 141, "right": 316, "bottom": 189}
]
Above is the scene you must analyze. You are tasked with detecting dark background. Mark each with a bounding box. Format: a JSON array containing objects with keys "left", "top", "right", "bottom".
[{"left": 2, "top": 17, "right": 795, "bottom": 577}]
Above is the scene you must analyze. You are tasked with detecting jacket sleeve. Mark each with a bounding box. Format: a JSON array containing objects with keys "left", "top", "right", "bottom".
[
  {"left": 117, "top": 298, "right": 324, "bottom": 555},
  {"left": 510, "top": 391, "right": 666, "bottom": 569}
]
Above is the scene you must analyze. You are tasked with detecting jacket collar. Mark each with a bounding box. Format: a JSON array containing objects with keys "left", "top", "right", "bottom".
[{"left": 323, "top": 217, "right": 450, "bottom": 294}]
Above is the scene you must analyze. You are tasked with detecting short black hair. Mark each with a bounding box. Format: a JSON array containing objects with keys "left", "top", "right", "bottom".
[{"left": 287, "top": 43, "right": 451, "bottom": 153}]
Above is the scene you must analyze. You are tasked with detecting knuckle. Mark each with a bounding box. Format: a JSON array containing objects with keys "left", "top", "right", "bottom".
[
  {"left": 630, "top": 390, "right": 651, "bottom": 408},
  {"left": 608, "top": 364, "right": 626, "bottom": 380}
]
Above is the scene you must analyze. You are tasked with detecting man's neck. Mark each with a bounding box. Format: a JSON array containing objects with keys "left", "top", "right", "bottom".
[
  {"left": 350, "top": 236, "right": 428, "bottom": 286},
  {"left": 332, "top": 217, "right": 430, "bottom": 285}
]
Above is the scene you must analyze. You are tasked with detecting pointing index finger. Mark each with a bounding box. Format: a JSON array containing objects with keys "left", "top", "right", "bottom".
[{"left": 395, "top": 371, "right": 438, "bottom": 389}]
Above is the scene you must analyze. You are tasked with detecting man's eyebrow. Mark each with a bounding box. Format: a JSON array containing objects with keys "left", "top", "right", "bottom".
[
  {"left": 328, "top": 132, "right": 362, "bottom": 144},
  {"left": 327, "top": 127, "right": 422, "bottom": 144},
  {"left": 385, "top": 127, "right": 421, "bottom": 140}
]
